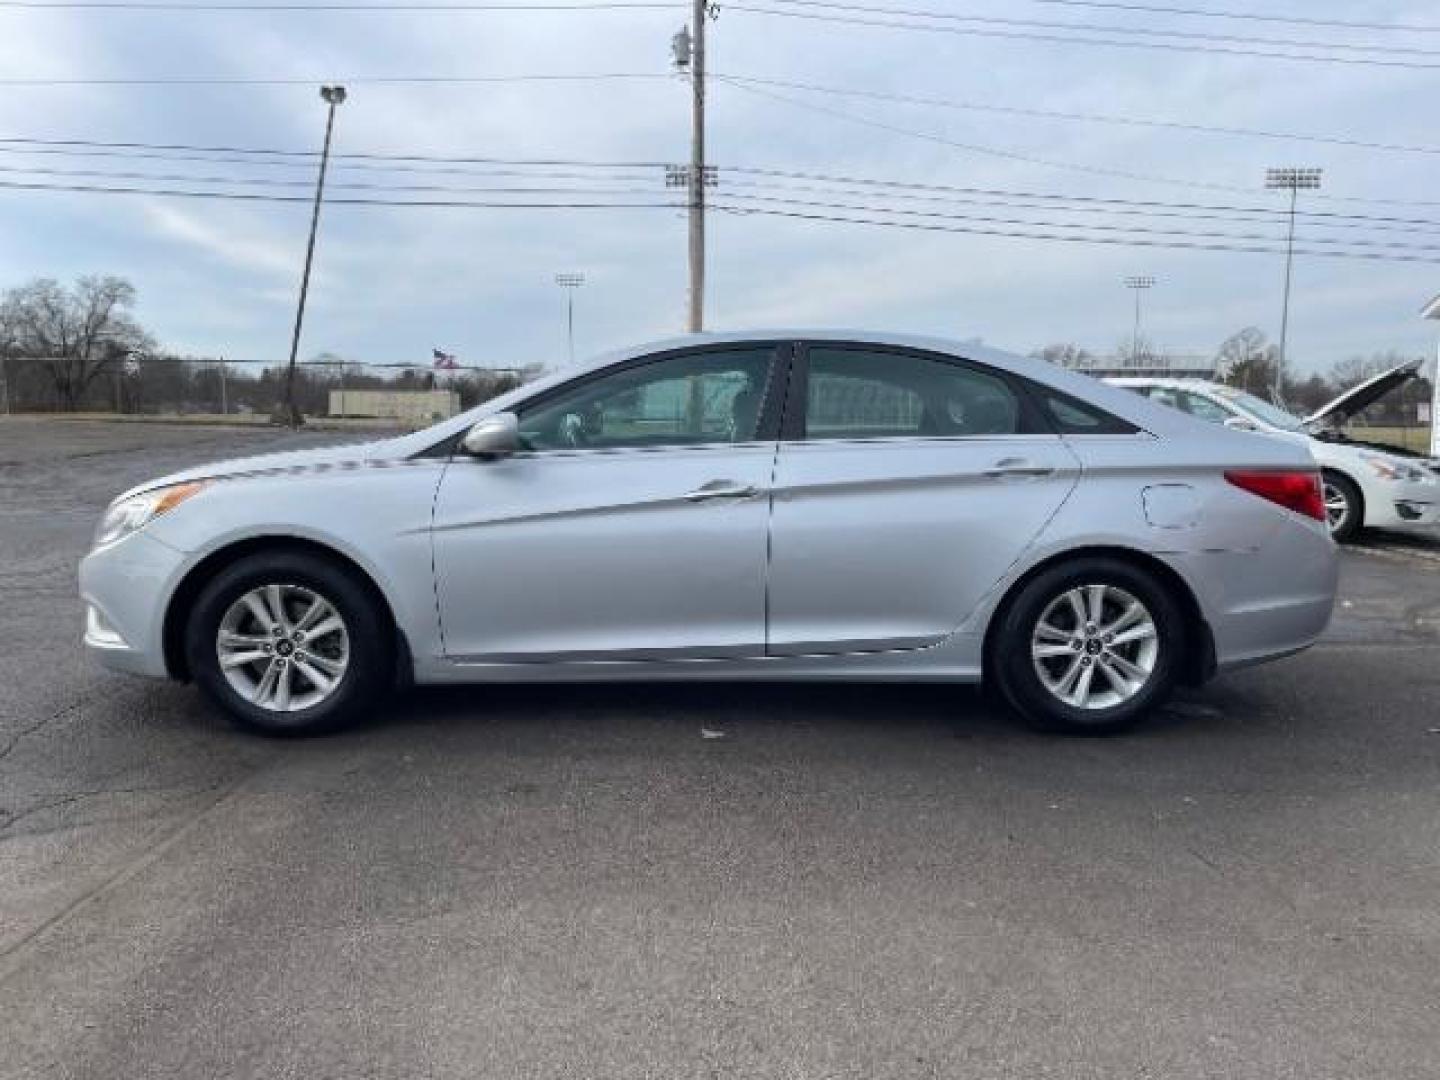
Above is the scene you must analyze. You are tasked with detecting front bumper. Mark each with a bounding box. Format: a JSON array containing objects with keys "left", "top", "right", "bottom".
[
  {"left": 1372, "top": 493, "right": 1440, "bottom": 529},
  {"left": 78, "top": 530, "right": 189, "bottom": 679}
]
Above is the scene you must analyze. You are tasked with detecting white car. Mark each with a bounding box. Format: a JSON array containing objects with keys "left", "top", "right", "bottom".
[{"left": 1110, "top": 363, "right": 1439, "bottom": 541}]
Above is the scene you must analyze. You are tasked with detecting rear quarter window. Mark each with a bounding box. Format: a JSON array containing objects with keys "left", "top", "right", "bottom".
[{"left": 1026, "top": 383, "right": 1139, "bottom": 435}]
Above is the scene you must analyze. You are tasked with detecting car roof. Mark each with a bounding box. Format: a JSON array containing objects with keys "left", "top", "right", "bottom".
[{"left": 388, "top": 329, "right": 1222, "bottom": 453}]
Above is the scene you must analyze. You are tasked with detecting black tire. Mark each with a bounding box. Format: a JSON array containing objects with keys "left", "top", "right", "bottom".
[
  {"left": 1322, "top": 470, "right": 1364, "bottom": 543},
  {"left": 185, "top": 549, "right": 392, "bottom": 736},
  {"left": 990, "top": 557, "right": 1187, "bottom": 735}
]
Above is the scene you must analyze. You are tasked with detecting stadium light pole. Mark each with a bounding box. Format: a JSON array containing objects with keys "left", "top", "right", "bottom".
[
  {"left": 283, "top": 84, "right": 347, "bottom": 428},
  {"left": 1265, "top": 167, "right": 1322, "bottom": 402},
  {"left": 555, "top": 273, "right": 585, "bottom": 364},
  {"left": 1123, "top": 275, "right": 1155, "bottom": 366}
]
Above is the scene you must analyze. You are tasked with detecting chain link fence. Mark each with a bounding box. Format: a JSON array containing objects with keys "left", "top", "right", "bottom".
[{"left": 0, "top": 353, "right": 541, "bottom": 425}]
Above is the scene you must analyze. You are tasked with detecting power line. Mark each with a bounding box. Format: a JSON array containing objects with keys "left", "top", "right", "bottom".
[
  {"left": 717, "top": 177, "right": 1440, "bottom": 238},
  {"left": 0, "top": 1, "right": 677, "bottom": 9},
  {"left": 727, "top": 3, "right": 1440, "bottom": 72},
  {"left": 0, "top": 163, "right": 671, "bottom": 197},
  {"left": 711, "top": 203, "right": 1440, "bottom": 264},
  {"left": 1020, "top": 0, "right": 1440, "bottom": 34},
  {"left": 758, "top": 1, "right": 1440, "bottom": 59},
  {"left": 6, "top": 172, "right": 1440, "bottom": 264},
  {"left": 717, "top": 75, "right": 1262, "bottom": 196},
  {"left": 717, "top": 77, "right": 1440, "bottom": 210},
  {"left": 0, "top": 71, "right": 671, "bottom": 86},
  {"left": 0, "top": 178, "right": 685, "bottom": 209},
  {"left": 4, "top": 0, "right": 1430, "bottom": 34},
  {"left": 718, "top": 73, "right": 1440, "bottom": 158},
  {"left": 8, "top": 128, "right": 1440, "bottom": 213},
  {"left": 713, "top": 190, "right": 1440, "bottom": 255},
  {"left": 9, "top": 156, "right": 1440, "bottom": 236},
  {"left": 0, "top": 135, "right": 669, "bottom": 167}
]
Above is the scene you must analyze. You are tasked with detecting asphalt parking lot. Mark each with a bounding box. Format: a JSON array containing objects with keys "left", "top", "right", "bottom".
[{"left": 2, "top": 418, "right": 1439, "bottom": 1079}]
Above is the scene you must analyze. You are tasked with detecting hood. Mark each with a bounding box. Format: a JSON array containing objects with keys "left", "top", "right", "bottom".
[
  {"left": 114, "top": 436, "right": 399, "bottom": 502},
  {"left": 1304, "top": 359, "right": 1422, "bottom": 429}
]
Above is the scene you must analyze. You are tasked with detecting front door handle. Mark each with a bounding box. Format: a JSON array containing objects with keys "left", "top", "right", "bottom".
[
  {"left": 983, "top": 457, "right": 1055, "bottom": 479},
  {"left": 683, "top": 480, "right": 760, "bottom": 502}
]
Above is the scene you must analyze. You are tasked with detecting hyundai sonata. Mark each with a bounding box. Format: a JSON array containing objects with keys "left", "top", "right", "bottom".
[{"left": 81, "top": 331, "right": 1337, "bottom": 736}]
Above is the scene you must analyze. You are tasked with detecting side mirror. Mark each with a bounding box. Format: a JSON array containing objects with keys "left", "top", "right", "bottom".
[
  {"left": 460, "top": 412, "right": 520, "bottom": 459},
  {"left": 1223, "top": 416, "right": 1258, "bottom": 432}
]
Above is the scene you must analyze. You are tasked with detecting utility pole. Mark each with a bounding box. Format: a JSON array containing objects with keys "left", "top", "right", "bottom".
[
  {"left": 688, "top": 0, "right": 706, "bottom": 332},
  {"left": 555, "top": 273, "right": 585, "bottom": 364},
  {"left": 671, "top": 7, "right": 712, "bottom": 332},
  {"left": 219, "top": 357, "right": 228, "bottom": 416},
  {"left": 1123, "top": 276, "right": 1155, "bottom": 368},
  {"left": 1265, "top": 167, "right": 1322, "bottom": 403},
  {"left": 284, "top": 84, "right": 347, "bottom": 428}
]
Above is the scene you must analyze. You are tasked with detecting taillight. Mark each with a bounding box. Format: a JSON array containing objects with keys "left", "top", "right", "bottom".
[{"left": 1224, "top": 469, "right": 1326, "bottom": 523}]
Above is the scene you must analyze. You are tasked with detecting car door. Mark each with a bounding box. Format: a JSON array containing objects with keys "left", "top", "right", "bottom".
[
  {"left": 765, "top": 342, "right": 1081, "bottom": 655},
  {"left": 431, "top": 343, "right": 785, "bottom": 662}
]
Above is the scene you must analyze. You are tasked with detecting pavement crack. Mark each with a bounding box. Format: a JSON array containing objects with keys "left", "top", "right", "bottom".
[
  {"left": 0, "top": 780, "right": 231, "bottom": 837},
  {"left": 0, "top": 698, "right": 87, "bottom": 764}
]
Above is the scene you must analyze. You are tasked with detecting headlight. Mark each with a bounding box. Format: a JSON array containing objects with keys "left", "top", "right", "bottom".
[
  {"left": 93, "top": 481, "right": 209, "bottom": 548},
  {"left": 1360, "top": 454, "right": 1428, "bottom": 483}
]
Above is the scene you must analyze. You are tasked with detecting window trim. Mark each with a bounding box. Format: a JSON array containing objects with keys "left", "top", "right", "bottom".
[
  {"left": 787, "top": 340, "right": 1051, "bottom": 443},
  {"left": 447, "top": 340, "right": 793, "bottom": 460}
]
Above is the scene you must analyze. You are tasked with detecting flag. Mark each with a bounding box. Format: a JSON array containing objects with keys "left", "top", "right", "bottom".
[{"left": 432, "top": 348, "right": 458, "bottom": 370}]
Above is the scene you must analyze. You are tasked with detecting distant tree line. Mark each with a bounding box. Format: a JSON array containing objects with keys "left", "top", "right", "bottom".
[{"left": 0, "top": 275, "right": 539, "bottom": 416}]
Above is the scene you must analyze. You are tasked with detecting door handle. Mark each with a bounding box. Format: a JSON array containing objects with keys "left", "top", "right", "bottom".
[
  {"left": 683, "top": 480, "right": 760, "bottom": 502},
  {"left": 983, "top": 457, "right": 1055, "bottom": 479}
]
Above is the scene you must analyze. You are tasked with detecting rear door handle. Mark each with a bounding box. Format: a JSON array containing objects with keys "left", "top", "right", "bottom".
[
  {"left": 983, "top": 457, "right": 1055, "bottom": 479},
  {"left": 683, "top": 480, "right": 760, "bottom": 502}
]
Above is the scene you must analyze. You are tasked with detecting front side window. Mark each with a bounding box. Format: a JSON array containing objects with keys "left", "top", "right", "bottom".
[
  {"left": 517, "top": 347, "right": 776, "bottom": 452},
  {"left": 804, "top": 347, "right": 1021, "bottom": 440}
]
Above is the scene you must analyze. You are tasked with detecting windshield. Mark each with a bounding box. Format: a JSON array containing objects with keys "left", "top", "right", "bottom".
[{"left": 1210, "top": 386, "right": 1308, "bottom": 432}]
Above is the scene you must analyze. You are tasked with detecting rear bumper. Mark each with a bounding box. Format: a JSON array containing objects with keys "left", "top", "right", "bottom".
[{"left": 1166, "top": 518, "right": 1338, "bottom": 672}]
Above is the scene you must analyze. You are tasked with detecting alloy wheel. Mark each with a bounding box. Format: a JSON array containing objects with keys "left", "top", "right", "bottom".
[
  {"left": 216, "top": 583, "right": 350, "bottom": 713},
  {"left": 1030, "top": 584, "right": 1160, "bottom": 711},
  {"left": 1323, "top": 480, "right": 1351, "bottom": 535}
]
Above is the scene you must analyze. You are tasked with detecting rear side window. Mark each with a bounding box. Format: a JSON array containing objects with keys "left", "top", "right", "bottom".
[
  {"left": 1029, "top": 384, "right": 1139, "bottom": 435},
  {"left": 804, "top": 347, "right": 1022, "bottom": 439},
  {"left": 1179, "top": 391, "right": 1233, "bottom": 424}
]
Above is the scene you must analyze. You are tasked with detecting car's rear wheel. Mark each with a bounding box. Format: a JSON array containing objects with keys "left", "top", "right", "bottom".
[
  {"left": 1322, "top": 470, "right": 1363, "bottom": 542},
  {"left": 185, "top": 550, "right": 390, "bottom": 736},
  {"left": 992, "top": 557, "right": 1185, "bottom": 735}
]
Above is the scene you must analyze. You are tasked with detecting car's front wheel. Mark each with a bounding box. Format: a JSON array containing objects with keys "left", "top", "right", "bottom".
[
  {"left": 185, "top": 549, "right": 391, "bottom": 736},
  {"left": 1322, "top": 470, "right": 1364, "bottom": 543},
  {"left": 991, "top": 557, "right": 1185, "bottom": 735}
]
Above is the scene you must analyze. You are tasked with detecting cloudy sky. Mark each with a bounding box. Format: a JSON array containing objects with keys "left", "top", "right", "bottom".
[{"left": 1, "top": 0, "right": 1438, "bottom": 376}]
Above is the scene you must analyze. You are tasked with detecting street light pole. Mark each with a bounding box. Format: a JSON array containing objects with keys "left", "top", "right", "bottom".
[
  {"left": 555, "top": 273, "right": 585, "bottom": 364},
  {"left": 283, "top": 84, "right": 347, "bottom": 428},
  {"left": 1123, "top": 275, "right": 1155, "bottom": 367},
  {"left": 1265, "top": 167, "right": 1322, "bottom": 402}
]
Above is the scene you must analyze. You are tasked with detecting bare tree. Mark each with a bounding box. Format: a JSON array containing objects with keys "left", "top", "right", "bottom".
[
  {"left": 1030, "top": 343, "right": 1093, "bottom": 368},
  {"left": 1326, "top": 351, "right": 1411, "bottom": 392},
  {"left": 0, "top": 276, "right": 154, "bottom": 410},
  {"left": 1115, "top": 336, "right": 1164, "bottom": 367},
  {"left": 1216, "top": 328, "right": 1279, "bottom": 396}
]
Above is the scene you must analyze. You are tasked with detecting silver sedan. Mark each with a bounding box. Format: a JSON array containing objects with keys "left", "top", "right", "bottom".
[{"left": 79, "top": 331, "right": 1337, "bottom": 736}]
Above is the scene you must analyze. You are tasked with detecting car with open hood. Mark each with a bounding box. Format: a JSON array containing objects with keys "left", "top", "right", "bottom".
[{"left": 1109, "top": 360, "right": 1438, "bottom": 542}]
